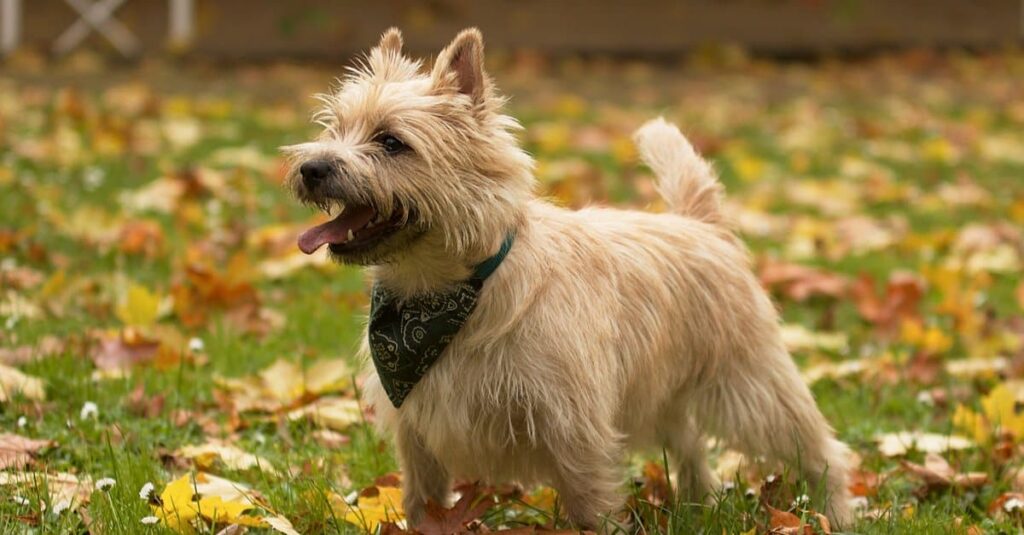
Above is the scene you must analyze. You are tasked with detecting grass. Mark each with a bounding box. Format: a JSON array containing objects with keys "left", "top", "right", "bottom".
[{"left": 1, "top": 50, "right": 1024, "bottom": 533}]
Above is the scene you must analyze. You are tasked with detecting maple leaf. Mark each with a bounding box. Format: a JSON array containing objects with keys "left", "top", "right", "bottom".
[
  {"left": 115, "top": 283, "right": 161, "bottom": 326},
  {"left": 418, "top": 483, "right": 494, "bottom": 535},
  {"left": 851, "top": 272, "right": 925, "bottom": 333},
  {"left": 0, "top": 433, "right": 53, "bottom": 470},
  {"left": 151, "top": 472, "right": 295, "bottom": 534}
]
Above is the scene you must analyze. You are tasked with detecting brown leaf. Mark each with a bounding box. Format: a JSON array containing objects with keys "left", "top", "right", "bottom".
[
  {"left": 851, "top": 272, "right": 925, "bottom": 332},
  {"left": 759, "top": 259, "right": 848, "bottom": 301},
  {"left": 89, "top": 329, "right": 161, "bottom": 371},
  {"left": 848, "top": 469, "right": 881, "bottom": 497},
  {"left": 418, "top": 482, "right": 493, "bottom": 535},
  {"left": 126, "top": 384, "right": 165, "bottom": 418},
  {"left": 901, "top": 453, "right": 988, "bottom": 493},
  {"left": 0, "top": 433, "right": 53, "bottom": 469},
  {"left": 765, "top": 504, "right": 803, "bottom": 534}
]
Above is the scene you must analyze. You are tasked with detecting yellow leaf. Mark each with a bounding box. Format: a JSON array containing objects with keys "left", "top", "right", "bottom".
[
  {"left": 116, "top": 283, "right": 160, "bottom": 327},
  {"left": 338, "top": 486, "right": 404, "bottom": 532},
  {"left": 952, "top": 405, "right": 989, "bottom": 445},
  {"left": 153, "top": 473, "right": 264, "bottom": 534}
]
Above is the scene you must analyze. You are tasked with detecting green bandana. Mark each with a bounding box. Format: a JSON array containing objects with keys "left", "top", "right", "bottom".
[{"left": 369, "top": 234, "right": 515, "bottom": 408}]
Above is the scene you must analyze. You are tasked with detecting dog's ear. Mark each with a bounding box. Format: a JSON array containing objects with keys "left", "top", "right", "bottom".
[
  {"left": 432, "top": 28, "right": 488, "bottom": 102},
  {"left": 378, "top": 27, "right": 403, "bottom": 55}
]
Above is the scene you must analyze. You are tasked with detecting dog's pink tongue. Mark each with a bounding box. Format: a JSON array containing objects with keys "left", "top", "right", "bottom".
[{"left": 297, "top": 205, "right": 375, "bottom": 254}]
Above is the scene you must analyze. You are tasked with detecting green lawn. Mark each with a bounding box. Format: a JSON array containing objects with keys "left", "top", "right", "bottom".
[{"left": 2, "top": 50, "right": 1024, "bottom": 534}]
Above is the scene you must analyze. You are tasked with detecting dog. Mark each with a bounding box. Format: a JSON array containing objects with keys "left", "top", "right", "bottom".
[{"left": 283, "top": 27, "right": 852, "bottom": 530}]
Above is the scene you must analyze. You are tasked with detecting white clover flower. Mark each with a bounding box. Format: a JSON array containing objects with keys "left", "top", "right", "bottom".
[
  {"left": 188, "top": 337, "right": 205, "bottom": 353},
  {"left": 765, "top": 474, "right": 777, "bottom": 484},
  {"left": 139, "top": 482, "right": 155, "bottom": 500},
  {"left": 52, "top": 498, "right": 71, "bottom": 515},
  {"left": 1004, "top": 497, "right": 1024, "bottom": 513},
  {"left": 96, "top": 478, "right": 116, "bottom": 491},
  {"left": 80, "top": 401, "right": 98, "bottom": 420},
  {"left": 916, "top": 390, "right": 934, "bottom": 406},
  {"left": 744, "top": 487, "right": 757, "bottom": 498},
  {"left": 722, "top": 481, "right": 736, "bottom": 492},
  {"left": 17, "top": 416, "right": 26, "bottom": 428},
  {"left": 13, "top": 495, "right": 30, "bottom": 506},
  {"left": 792, "top": 494, "right": 810, "bottom": 508},
  {"left": 140, "top": 515, "right": 160, "bottom": 525}
]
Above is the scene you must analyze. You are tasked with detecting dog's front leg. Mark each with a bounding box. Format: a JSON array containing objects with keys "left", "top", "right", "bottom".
[
  {"left": 548, "top": 430, "right": 625, "bottom": 531},
  {"left": 395, "top": 423, "right": 451, "bottom": 527}
]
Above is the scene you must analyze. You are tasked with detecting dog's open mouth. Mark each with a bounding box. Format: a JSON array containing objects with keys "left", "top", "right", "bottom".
[{"left": 297, "top": 204, "right": 406, "bottom": 255}]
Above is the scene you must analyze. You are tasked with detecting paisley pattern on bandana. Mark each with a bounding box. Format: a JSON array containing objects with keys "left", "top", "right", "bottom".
[{"left": 369, "top": 234, "right": 514, "bottom": 408}]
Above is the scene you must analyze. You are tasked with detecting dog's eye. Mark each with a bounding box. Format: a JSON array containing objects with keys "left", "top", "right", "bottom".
[{"left": 377, "top": 134, "right": 408, "bottom": 155}]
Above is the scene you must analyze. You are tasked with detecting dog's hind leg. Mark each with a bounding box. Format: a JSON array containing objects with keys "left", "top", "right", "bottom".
[
  {"left": 703, "top": 351, "right": 852, "bottom": 527},
  {"left": 396, "top": 424, "right": 451, "bottom": 527},
  {"left": 663, "top": 416, "right": 719, "bottom": 505}
]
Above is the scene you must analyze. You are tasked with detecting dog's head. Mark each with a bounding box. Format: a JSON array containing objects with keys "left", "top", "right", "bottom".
[{"left": 283, "top": 28, "right": 533, "bottom": 266}]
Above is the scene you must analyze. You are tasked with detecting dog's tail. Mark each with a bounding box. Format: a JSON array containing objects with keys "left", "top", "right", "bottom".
[{"left": 633, "top": 117, "right": 723, "bottom": 224}]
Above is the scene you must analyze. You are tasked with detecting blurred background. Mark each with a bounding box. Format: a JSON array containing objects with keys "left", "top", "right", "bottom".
[{"left": 3, "top": 2, "right": 1024, "bottom": 533}]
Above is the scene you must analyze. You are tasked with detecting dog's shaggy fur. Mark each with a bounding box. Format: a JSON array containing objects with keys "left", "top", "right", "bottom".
[{"left": 284, "top": 28, "right": 852, "bottom": 530}]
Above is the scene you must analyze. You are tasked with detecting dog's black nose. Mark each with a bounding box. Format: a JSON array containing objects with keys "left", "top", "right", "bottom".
[{"left": 299, "top": 160, "right": 333, "bottom": 188}]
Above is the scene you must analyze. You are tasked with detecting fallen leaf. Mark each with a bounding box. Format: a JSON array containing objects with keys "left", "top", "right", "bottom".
[
  {"left": 419, "top": 483, "right": 494, "bottom": 535},
  {"left": 336, "top": 485, "right": 405, "bottom": 533},
  {"left": 115, "top": 283, "right": 161, "bottom": 327},
  {"left": 176, "top": 440, "right": 278, "bottom": 475},
  {"left": 288, "top": 397, "right": 364, "bottom": 431},
  {"left": 901, "top": 453, "right": 988, "bottom": 492},
  {"left": 760, "top": 259, "right": 848, "bottom": 301},
  {"left": 875, "top": 431, "right": 974, "bottom": 457},
  {"left": 781, "top": 324, "right": 848, "bottom": 354},
  {"left": 0, "top": 471, "right": 92, "bottom": 510},
  {"left": 851, "top": 272, "right": 925, "bottom": 333},
  {"left": 0, "top": 433, "right": 53, "bottom": 469},
  {"left": 153, "top": 473, "right": 270, "bottom": 534},
  {"left": 0, "top": 364, "right": 46, "bottom": 402}
]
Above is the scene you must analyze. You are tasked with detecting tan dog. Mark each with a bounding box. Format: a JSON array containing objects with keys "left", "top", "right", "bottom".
[{"left": 284, "top": 28, "right": 852, "bottom": 530}]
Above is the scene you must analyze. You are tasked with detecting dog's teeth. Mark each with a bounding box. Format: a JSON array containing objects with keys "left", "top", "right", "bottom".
[{"left": 346, "top": 229, "right": 354, "bottom": 241}]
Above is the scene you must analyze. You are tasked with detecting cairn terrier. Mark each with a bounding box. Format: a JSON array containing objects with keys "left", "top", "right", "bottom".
[{"left": 284, "top": 27, "right": 852, "bottom": 530}]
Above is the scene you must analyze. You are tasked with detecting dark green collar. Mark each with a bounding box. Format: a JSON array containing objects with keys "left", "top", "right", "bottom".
[{"left": 368, "top": 233, "right": 515, "bottom": 408}]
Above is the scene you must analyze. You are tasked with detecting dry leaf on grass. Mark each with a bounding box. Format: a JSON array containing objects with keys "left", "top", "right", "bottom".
[
  {"left": 288, "top": 397, "right": 364, "bottom": 431},
  {"left": 875, "top": 431, "right": 973, "bottom": 457},
  {"left": 0, "top": 364, "right": 45, "bottom": 402},
  {"left": 216, "top": 357, "right": 353, "bottom": 414},
  {"left": 152, "top": 472, "right": 296, "bottom": 534},
  {"left": 175, "top": 440, "right": 278, "bottom": 475},
  {"left": 759, "top": 259, "right": 848, "bottom": 301},
  {"left": 901, "top": 453, "right": 988, "bottom": 492},
  {"left": 418, "top": 483, "right": 494, "bottom": 535},
  {"left": 0, "top": 433, "right": 53, "bottom": 470},
  {"left": 0, "top": 471, "right": 93, "bottom": 510}
]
